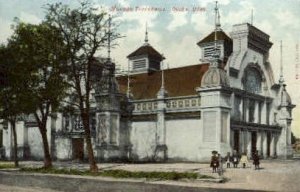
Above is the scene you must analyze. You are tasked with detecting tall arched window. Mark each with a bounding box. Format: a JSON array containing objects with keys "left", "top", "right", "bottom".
[{"left": 243, "top": 68, "right": 262, "bottom": 94}]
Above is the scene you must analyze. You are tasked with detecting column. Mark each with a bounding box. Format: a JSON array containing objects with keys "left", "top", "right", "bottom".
[
  {"left": 244, "top": 98, "right": 249, "bottom": 122},
  {"left": 157, "top": 110, "right": 166, "bottom": 145},
  {"left": 256, "top": 132, "right": 262, "bottom": 156},
  {"left": 261, "top": 101, "right": 267, "bottom": 124},
  {"left": 156, "top": 88, "right": 168, "bottom": 161},
  {"left": 274, "top": 133, "right": 278, "bottom": 157},
  {"left": 270, "top": 132, "right": 275, "bottom": 157},
  {"left": 254, "top": 101, "right": 259, "bottom": 123},
  {"left": 246, "top": 131, "right": 252, "bottom": 157},
  {"left": 239, "top": 130, "right": 244, "bottom": 154},
  {"left": 262, "top": 131, "right": 267, "bottom": 158}
]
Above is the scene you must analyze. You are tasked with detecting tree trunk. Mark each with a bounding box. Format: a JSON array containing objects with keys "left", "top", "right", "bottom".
[
  {"left": 81, "top": 111, "right": 98, "bottom": 172},
  {"left": 39, "top": 123, "right": 52, "bottom": 169},
  {"left": 11, "top": 121, "right": 19, "bottom": 167}
]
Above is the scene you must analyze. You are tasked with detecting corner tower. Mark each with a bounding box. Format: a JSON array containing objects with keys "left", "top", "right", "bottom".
[{"left": 196, "top": 1, "right": 232, "bottom": 159}]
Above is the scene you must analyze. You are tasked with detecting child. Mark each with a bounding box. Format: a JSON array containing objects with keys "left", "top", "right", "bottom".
[
  {"left": 232, "top": 151, "right": 239, "bottom": 168},
  {"left": 253, "top": 150, "right": 260, "bottom": 170},
  {"left": 240, "top": 153, "right": 249, "bottom": 168},
  {"left": 225, "top": 152, "right": 232, "bottom": 168},
  {"left": 210, "top": 151, "right": 219, "bottom": 173}
]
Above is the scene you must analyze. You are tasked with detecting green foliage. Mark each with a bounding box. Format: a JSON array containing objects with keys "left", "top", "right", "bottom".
[
  {"left": 8, "top": 22, "right": 69, "bottom": 113},
  {"left": 0, "top": 21, "right": 69, "bottom": 118},
  {"left": 0, "top": 163, "right": 15, "bottom": 169},
  {"left": 19, "top": 167, "right": 213, "bottom": 180},
  {"left": 0, "top": 21, "right": 70, "bottom": 168}
]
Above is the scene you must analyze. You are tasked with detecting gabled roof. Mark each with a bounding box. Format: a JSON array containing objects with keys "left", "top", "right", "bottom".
[
  {"left": 127, "top": 44, "right": 165, "bottom": 61},
  {"left": 117, "top": 64, "right": 209, "bottom": 100},
  {"left": 197, "top": 30, "right": 232, "bottom": 46}
]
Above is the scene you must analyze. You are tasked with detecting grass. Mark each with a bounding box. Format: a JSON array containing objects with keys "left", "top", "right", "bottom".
[
  {"left": 18, "top": 167, "right": 215, "bottom": 180},
  {"left": 0, "top": 162, "right": 16, "bottom": 169},
  {"left": 0, "top": 162, "right": 215, "bottom": 181}
]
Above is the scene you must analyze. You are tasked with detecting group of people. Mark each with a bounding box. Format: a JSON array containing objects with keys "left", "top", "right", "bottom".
[{"left": 210, "top": 150, "right": 260, "bottom": 173}]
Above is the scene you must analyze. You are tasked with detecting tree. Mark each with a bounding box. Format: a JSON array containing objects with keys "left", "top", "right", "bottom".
[
  {"left": 45, "top": 1, "right": 121, "bottom": 172},
  {"left": 0, "top": 45, "right": 20, "bottom": 167},
  {"left": 0, "top": 44, "right": 33, "bottom": 167},
  {"left": 6, "top": 22, "right": 68, "bottom": 168}
]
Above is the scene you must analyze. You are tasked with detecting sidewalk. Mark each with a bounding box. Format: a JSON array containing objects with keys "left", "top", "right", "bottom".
[{"left": 2, "top": 159, "right": 300, "bottom": 192}]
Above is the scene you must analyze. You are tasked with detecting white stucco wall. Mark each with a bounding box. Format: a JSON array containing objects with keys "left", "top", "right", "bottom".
[
  {"left": 55, "top": 137, "right": 72, "bottom": 160},
  {"left": 27, "top": 127, "right": 44, "bottom": 160},
  {"left": 166, "top": 119, "right": 202, "bottom": 161},
  {"left": 130, "top": 121, "right": 156, "bottom": 161},
  {"left": 3, "top": 126, "right": 11, "bottom": 159}
]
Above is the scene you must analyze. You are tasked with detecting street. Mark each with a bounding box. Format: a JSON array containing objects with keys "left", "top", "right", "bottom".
[{"left": 0, "top": 159, "right": 299, "bottom": 192}]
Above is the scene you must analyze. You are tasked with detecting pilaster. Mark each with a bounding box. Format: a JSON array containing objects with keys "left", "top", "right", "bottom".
[
  {"left": 256, "top": 132, "right": 262, "bottom": 156},
  {"left": 262, "top": 131, "right": 268, "bottom": 158}
]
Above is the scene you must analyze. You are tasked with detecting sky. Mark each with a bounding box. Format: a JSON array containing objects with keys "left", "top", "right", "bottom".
[{"left": 1, "top": 0, "right": 300, "bottom": 136}]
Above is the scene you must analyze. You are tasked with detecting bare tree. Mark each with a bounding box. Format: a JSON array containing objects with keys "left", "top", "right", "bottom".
[{"left": 45, "top": 1, "right": 121, "bottom": 172}]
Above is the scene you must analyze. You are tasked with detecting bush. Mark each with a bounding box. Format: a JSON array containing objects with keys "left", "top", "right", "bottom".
[{"left": 19, "top": 167, "right": 214, "bottom": 180}]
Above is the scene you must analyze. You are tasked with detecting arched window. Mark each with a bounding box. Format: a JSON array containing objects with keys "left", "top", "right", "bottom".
[{"left": 243, "top": 68, "right": 262, "bottom": 94}]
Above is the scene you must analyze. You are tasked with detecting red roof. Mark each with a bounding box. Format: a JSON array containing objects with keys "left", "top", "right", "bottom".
[
  {"left": 197, "top": 30, "right": 232, "bottom": 46},
  {"left": 117, "top": 64, "right": 209, "bottom": 100},
  {"left": 127, "top": 44, "right": 165, "bottom": 61}
]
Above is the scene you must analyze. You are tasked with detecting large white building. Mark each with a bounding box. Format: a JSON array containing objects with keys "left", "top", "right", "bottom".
[{"left": 0, "top": 4, "right": 295, "bottom": 162}]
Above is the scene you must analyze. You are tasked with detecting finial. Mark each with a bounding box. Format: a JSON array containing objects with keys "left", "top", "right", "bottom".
[
  {"left": 251, "top": 9, "right": 254, "bottom": 25},
  {"left": 161, "top": 54, "right": 165, "bottom": 89},
  {"left": 279, "top": 40, "right": 284, "bottom": 84},
  {"left": 215, "top": 1, "right": 221, "bottom": 31},
  {"left": 212, "top": 1, "right": 220, "bottom": 63},
  {"left": 144, "top": 22, "right": 149, "bottom": 44},
  {"left": 127, "top": 60, "right": 131, "bottom": 98},
  {"left": 107, "top": 14, "right": 112, "bottom": 61},
  {"left": 157, "top": 54, "right": 168, "bottom": 98}
]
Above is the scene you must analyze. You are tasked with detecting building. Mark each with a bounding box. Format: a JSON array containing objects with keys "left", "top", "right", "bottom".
[{"left": 0, "top": 3, "right": 295, "bottom": 162}]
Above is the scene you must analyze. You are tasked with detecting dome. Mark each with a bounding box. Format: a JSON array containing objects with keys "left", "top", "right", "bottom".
[
  {"left": 201, "top": 67, "right": 230, "bottom": 87},
  {"left": 281, "top": 85, "right": 292, "bottom": 106}
]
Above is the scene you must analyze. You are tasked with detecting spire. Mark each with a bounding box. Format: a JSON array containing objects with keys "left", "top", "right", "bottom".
[
  {"left": 251, "top": 9, "right": 254, "bottom": 25},
  {"left": 144, "top": 22, "right": 149, "bottom": 45},
  {"left": 157, "top": 54, "right": 168, "bottom": 98},
  {"left": 211, "top": 1, "right": 221, "bottom": 66},
  {"left": 279, "top": 40, "right": 285, "bottom": 84},
  {"left": 107, "top": 15, "right": 112, "bottom": 61},
  {"left": 126, "top": 60, "right": 132, "bottom": 98},
  {"left": 215, "top": 1, "right": 221, "bottom": 31},
  {"left": 161, "top": 56, "right": 165, "bottom": 90}
]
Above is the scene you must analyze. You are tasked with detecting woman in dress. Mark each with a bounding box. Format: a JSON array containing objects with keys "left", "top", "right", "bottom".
[{"left": 240, "top": 153, "right": 249, "bottom": 168}]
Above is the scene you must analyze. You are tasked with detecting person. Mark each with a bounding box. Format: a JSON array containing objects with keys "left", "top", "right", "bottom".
[
  {"left": 252, "top": 150, "right": 260, "bottom": 170},
  {"left": 232, "top": 150, "right": 239, "bottom": 168},
  {"left": 224, "top": 152, "right": 232, "bottom": 168},
  {"left": 210, "top": 151, "right": 219, "bottom": 173},
  {"left": 240, "top": 153, "right": 249, "bottom": 168}
]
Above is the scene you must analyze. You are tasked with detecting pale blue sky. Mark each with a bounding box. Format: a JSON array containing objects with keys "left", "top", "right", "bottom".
[{"left": 1, "top": 0, "right": 300, "bottom": 136}]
